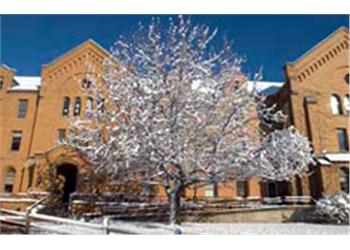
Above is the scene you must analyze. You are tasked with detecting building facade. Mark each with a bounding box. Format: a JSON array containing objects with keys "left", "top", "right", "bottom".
[
  {"left": 269, "top": 27, "right": 349, "bottom": 198},
  {"left": 0, "top": 27, "right": 349, "bottom": 204}
]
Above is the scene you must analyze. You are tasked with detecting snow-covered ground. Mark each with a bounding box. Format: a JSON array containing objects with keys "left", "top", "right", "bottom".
[
  {"left": 25, "top": 222, "right": 350, "bottom": 235},
  {"left": 180, "top": 223, "right": 350, "bottom": 235},
  {"left": 105, "top": 222, "right": 350, "bottom": 235}
]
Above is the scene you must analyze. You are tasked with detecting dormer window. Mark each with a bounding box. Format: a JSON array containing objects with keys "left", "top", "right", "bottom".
[{"left": 81, "top": 78, "right": 92, "bottom": 89}]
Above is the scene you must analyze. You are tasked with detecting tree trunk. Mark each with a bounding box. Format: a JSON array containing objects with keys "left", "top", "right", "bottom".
[{"left": 168, "top": 181, "right": 183, "bottom": 225}]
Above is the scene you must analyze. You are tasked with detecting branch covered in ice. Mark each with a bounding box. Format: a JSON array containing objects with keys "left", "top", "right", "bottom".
[{"left": 65, "top": 15, "right": 314, "bottom": 192}]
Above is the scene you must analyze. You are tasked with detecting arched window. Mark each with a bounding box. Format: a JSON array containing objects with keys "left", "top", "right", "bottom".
[
  {"left": 86, "top": 97, "right": 93, "bottom": 111},
  {"left": 339, "top": 167, "right": 349, "bottom": 193},
  {"left": 4, "top": 168, "right": 16, "bottom": 193},
  {"left": 73, "top": 97, "right": 81, "bottom": 116},
  {"left": 62, "top": 97, "right": 70, "bottom": 116},
  {"left": 343, "top": 95, "right": 350, "bottom": 115},
  {"left": 330, "top": 94, "right": 342, "bottom": 115}
]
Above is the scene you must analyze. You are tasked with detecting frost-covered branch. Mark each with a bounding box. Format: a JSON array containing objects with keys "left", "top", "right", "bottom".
[{"left": 65, "top": 16, "right": 314, "bottom": 224}]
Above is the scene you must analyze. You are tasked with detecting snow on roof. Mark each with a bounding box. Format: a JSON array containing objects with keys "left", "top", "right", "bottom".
[
  {"left": 325, "top": 153, "right": 350, "bottom": 162},
  {"left": 316, "top": 158, "right": 332, "bottom": 166},
  {"left": 10, "top": 76, "right": 41, "bottom": 91},
  {"left": 247, "top": 81, "right": 284, "bottom": 95}
]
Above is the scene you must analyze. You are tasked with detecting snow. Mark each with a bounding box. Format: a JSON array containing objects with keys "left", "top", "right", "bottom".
[
  {"left": 247, "top": 81, "right": 284, "bottom": 95},
  {"left": 325, "top": 153, "right": 350, "bottom": 162},
  {"left": 26, "top": 220, "right": 350, "bottom": 235},
  {"left": 179, "top": 222, "right": 350, "bottom": 235},
  {"left": 316, "top": 158, "right": 332, "bottom": 166},
  {"left": 9, "top": 76, "right": 41, "bottom": 91}
]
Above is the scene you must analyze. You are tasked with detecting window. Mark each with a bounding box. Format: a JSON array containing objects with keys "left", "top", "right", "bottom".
[
  {"left": 0, "top": 76, "right": 3, "bottom": 90},
  {"left": 81, "top": 78, "right": 92, "bottom": 89},
  {"left": 97, "top": 98, "right": 105, "bottom": 113},
  {"left": 336, "top": 129, "right": 349, "bottom": 152},
  {"left": 330, "top": 94, "right": 342, "bottom": 115},
  {"left": 86, "top": 97, "right": 93, "bottom": 111},
  {"left": 205, "top": 183, "right": 217, "bottom": 197},
  {"left": 236, "top": 181, "right": 247, "bottom": 198},
  {"left": 339, "top": 167, "right": 349, "bottom": 193},
  {"left": 27, "top": 165, "right": 35, "bottom": 189},
  {"left": 62, "top": 97, "right": 70, "bottom": 116},
  {"left": 58, "top": 129, "right": 66, "bottom": 142},
  {"left": 345, "top": 74, "right": 349, "bottom": 84},
  {"left": 17, "top": 99, "right": 28, "bottom": 118},
  {"left": 4, "top": 168, "right": 16, "bottom": 193},
  {"left": 73, "top": 97, "right": 81, "bottom": 116},
  {"left": 11, "top": 131, "right": 22, "bottom": 151},
  {"left": 344, "top": 95, "right": 350, "bottom": 115},
  {"left": 264, "top": 181, "right": 278, "bottom": 198}
]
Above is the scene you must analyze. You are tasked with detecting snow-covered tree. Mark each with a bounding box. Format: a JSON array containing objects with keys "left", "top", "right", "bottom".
[
  {"left": 316, "top": 193, "right": 350, "bottom": 224},
  {"left": 66, "top": 16, "right": 314, "bottom": 224}
]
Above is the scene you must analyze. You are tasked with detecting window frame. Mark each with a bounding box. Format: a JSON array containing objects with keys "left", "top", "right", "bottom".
[
  {"left": 4, "top": 168, "right": 16, "bottom": 193},
  {"left": 336, "top": 128, "right": 349, "bottom": 152},
  {"left": 86, "top": 97, "right": 94, "bottom": 111},
  {"left": 58, "top": 129, "right": 66, "bottom": 142},
  {"left": 62, "top": 96, "right": 70, "bottom": 116},
  {"left": 330, "top": 94, "right": 343, "bottom": 115},
  {"left": 10, "top": 131, "right": 23, "bottom": 151},
  {"left": 73, "top": 97, "right": 81, "bottom": 116},
  {"left": 17, "top": 99, "right": 29, "bottom": 119},
  {"left": 236, "top": 180, "right": 247, "bottom": 198}
]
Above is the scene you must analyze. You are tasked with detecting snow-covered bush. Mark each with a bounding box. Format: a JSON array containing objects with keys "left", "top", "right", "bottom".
[{"left": 316, "top": 193, "right": 350, "bottom": 225}]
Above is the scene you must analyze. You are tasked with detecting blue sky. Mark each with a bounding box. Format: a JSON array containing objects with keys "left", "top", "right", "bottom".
[{"left": 0, "top": 15, "right": 348, "bottom": 81}]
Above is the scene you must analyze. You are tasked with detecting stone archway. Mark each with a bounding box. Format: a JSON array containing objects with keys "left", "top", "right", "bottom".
[{"left": 56, "top": 163, "right": 78, "bottom": 203}]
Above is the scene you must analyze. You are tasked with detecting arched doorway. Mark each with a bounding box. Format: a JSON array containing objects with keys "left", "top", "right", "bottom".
[{"left": 56, "top": 164, "right": 78, "bottom": 203}]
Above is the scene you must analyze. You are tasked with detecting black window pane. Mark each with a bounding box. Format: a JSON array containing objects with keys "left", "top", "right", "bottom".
[
  {"left": 4, "top": 184, "right": 13, "bottom": 193},
  {"left": 11, "top": 132, "right": 22, "bottom": 151}
]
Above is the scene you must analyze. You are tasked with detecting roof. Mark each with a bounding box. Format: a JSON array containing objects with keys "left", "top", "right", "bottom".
[
  {"left": 247, "top": 81, "right": 284, "bottom": 95},
  {"left": 325, "top": 153, "right": 350, "bottom": 163},
  {"left": 9, "top": 76, "right": 41, "bottom": 91}
]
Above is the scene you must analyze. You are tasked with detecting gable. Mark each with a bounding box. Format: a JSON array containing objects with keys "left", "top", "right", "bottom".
[
  {"left": 286, "top": 27, "right": 349, "bottom": 83},
  {"left": 41, "top": 39, "right": 111, "bottom": 80}
]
